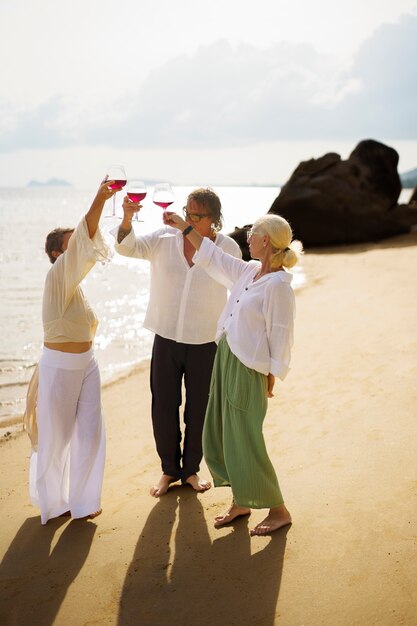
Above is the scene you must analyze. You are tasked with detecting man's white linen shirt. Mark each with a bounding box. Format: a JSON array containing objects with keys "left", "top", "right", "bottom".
[
  {"left": 192, "top": 237, "right": 295, "bottom": 380},
  {"left": 113, "top": 226, "right": 242, "bottom": 345}
]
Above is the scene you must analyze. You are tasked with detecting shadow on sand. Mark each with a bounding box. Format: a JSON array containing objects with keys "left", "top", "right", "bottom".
[
  {"left": 118, "top": 488, "right": 289, "bottom": 626},
  {"left": 0, "top": 516, "right": 97, "bottom": 626}
]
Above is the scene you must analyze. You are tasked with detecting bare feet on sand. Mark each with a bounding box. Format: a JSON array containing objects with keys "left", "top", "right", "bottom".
[
  {"left": 214, "top": 502, "right": 251, "bottom": 528},
  {"left": 249, "top": 505, "right": 292, "bottom": 536},
  {"left": 184, "top": 474, "right": 212, "bottom": 492},
  {"left": 150, "top": 474, "right": 178, "bottom": 497},
  {"left": 78, "top": 509, "right": 102, "bottom": 521}
]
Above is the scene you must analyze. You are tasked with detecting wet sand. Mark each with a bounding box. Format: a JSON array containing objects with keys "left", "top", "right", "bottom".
[{"left": 1, "top": 233, "right": 417, "bottom": 626}]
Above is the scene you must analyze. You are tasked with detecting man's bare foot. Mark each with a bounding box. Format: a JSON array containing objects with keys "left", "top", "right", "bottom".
[
  {"left": 249, "top": 505, "right": 292, "bottom": 536},
  {"left": 150, "top": 474, "right": 177, "bottom": 497},
  {"left": 184, "top": 474, "right": 212, "bottom": 492},
  {"left": 214, "top": 502, "right": 251, "bottom": 528}
]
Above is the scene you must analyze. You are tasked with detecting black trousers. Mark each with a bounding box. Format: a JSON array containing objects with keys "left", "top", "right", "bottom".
[{"left": 150, "top": 334, "right": 217, "bottom": 480}]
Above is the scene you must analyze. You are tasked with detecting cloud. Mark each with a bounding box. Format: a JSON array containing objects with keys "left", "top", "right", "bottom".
[
  {"left": 332, "top": 15, "right": 417, "bottom": 137},
  {"left": 1, "top": 14, "right": 416, "bottom": 152},
  {"left": 83, "top": 40, "right": 337, "bottom": 147},
  {"left": 0, "top": 98, "right": 76, "bottom": 152}
]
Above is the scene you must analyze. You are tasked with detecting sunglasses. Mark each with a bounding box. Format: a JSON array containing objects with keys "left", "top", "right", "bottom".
[
  {"left": 246, "top": 229, "right": 260, "bottom": 242},
  {"left": 182, "top": 207, "right": 211, "bottom": 222}
]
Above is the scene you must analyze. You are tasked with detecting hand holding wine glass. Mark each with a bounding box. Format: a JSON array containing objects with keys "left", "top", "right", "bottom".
[
  {"left": 105, "top": 164, "right": 127, "bottom": 218},
  {"left": 126, "top": 180, "right": 147, "bottom": 222},
  {"left": 162, "top": 211, "right": 186, "bottom": 230}
]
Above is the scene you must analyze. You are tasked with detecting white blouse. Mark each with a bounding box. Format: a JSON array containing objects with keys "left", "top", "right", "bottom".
[
  {"left": 42, "top": 217, "right": 110, "bottom": 343},
  {"left": 193, "top": 237, "right": 295, "bottom": 380},
  {"left": 113, "top": 226, "right": 242, "bottom": 345}
]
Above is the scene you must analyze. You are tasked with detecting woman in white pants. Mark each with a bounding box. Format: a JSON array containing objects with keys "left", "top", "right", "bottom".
[{"left": 26, "top": 180, "right": 116, "bottom": 525}]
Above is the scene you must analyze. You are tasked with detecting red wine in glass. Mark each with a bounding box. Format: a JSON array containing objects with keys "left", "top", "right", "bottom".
[
  {"left": 128, "top": 191, "right": 147, "bottom": 203},
  {"left": 152, "top": 183, "right": 176, "bottom": 237},
  {"left": 153, "top": 200, "right": 173, "bottom": 210},
  {"left": 105, "top": 165, "right": 127, "bottom": 218},
  {"left": 126, "top": 180, "right": 147, "bottom": 221},
  {"left": 109, "top": 179, "right": 127, "bottom": 190}
]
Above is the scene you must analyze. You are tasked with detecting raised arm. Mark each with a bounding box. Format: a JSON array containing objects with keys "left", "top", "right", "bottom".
[
  {"left": 116, "top": 195, "right": 143, "bottom": 243},
  {"left": 163, "top": 211, "right": 204, "bottom": 248},
  {"left": 85, "top": 179, "right": 118, "bottom": 239},
  {"left": 164, "top": 211, "right": 250, "bottom": 288},
  {"left": 53, "top": 181, "right": 114, "bottom": 310}
]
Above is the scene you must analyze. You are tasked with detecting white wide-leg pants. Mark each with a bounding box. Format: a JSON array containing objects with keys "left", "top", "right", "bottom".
[{"left": 29, "top": 347, "right": 105, "bottom": 525}]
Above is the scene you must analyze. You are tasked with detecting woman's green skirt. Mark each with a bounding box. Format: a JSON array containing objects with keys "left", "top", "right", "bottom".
[{"left": 203, "top": 335, "right": 284, "bottom": 509}]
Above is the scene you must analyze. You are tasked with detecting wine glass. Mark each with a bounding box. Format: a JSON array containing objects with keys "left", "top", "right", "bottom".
[
  {"left": 126, "top": 180, "right": 147, "bottom": 222},
  {"left": 153, "top": 183, "right": 175, "bottom": 237},
  {"left": 105, "top": 164, "right": 127, "bottom": 218}
]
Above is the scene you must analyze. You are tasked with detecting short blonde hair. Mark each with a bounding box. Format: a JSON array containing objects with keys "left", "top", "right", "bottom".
[{"left": 252, "top": 214, "right": 303, "bottom": 269}]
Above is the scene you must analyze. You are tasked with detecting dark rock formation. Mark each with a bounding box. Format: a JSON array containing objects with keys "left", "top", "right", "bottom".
[
  {"left": 409, "top": 185, "right": 417, "bottom": 206},
  {"left": 266, "top": 139, "right": 417, "bottom": 247},
  {"left": 228, "top": 224, "right": 251, "bottom": 261}
]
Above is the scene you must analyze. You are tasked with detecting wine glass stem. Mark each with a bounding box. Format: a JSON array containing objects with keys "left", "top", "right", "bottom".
[{"left": 112, "top": 195, "right": 116, "bottom": 217}]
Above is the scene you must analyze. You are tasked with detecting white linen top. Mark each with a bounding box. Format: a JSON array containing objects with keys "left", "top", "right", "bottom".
[
  {"left": 113, "top": 226, "right": 241, "bottom": 344},
  {"left": 42, "top": 217, "right": 110, "bottom": 343},
  {"left": 193, "top": 237, "right": 295, "bottom": 380}
]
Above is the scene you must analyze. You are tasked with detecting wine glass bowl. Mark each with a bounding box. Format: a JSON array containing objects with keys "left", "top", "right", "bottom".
[
  {"left": 105, "top": 164, "right": 127, "bottom": 218},
  {"left": 108, "top": 179, "right": 127, "bottom": 190},
  {"left": 152, "top": 183, "right": 175, "bottom": 237},
  {"left": 126, "top": 180, "right": 147, "bottom": 222},
  {"left": 152, "top": 183, "right": 174, "bottom": 211},
  {"left": 152, "top": 183, "right": 176, "bottom": 237}
]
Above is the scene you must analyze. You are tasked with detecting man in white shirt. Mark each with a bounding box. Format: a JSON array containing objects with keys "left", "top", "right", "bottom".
[{"left": 114, "top": 188, "right": 241, "bottom": 496}]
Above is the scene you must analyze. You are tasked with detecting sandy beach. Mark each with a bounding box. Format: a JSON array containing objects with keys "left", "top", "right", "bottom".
[{"left": 1, "top": 234, "right": 416, "bottom": 626}]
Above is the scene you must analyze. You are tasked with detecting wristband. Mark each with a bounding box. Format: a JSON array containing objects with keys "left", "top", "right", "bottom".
[{"left": 182, "top": 225, "right": 193, "bottom": 237}]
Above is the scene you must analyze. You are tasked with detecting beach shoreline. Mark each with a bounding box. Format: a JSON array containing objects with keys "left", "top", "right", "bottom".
[{"left": 1, "top": 233, "right": 416, "bottom": 625}]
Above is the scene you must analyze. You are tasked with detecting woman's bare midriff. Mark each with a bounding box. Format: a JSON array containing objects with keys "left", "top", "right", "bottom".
[{"left": 44, "top": 341, "right": 92, "bottom": 353}]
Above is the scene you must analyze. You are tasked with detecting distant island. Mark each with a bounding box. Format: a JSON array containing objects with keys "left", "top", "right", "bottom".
[
  {"left": 27, "top": 178, "right": 72, "bottom": 188},
  {"left": 400, "top": 168, "right": 417, "bottom": 189},
  {"left": 22, "top": 168, "right": 416, "bottom": 190}
]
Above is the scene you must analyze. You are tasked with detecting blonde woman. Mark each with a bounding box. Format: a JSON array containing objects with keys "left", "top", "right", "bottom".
[{"left": 163, "top": 211, "right": 302, "bottom": 536}]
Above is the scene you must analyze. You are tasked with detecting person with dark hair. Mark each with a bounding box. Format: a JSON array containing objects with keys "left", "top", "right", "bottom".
[
  {"left": 163, "top": 210, "right": 302, "bottom": 536},
  {"left": 113, "top": 187, "right": 241, "bottom": 497},
  {"left": 25, "top": 180, "right": 115, "bottom": 525},
  {"left": 44, "top": 228, "right": 74, "bottom": 263}
]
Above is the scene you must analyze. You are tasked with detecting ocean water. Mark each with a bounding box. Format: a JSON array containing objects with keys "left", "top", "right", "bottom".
[{"left": 1, "top": 184, "right": 310, "bottom": 429}]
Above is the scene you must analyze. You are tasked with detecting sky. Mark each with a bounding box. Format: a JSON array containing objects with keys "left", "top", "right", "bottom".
[{"left": 1, "top": 0, "right": 417, "bottom": 187}]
